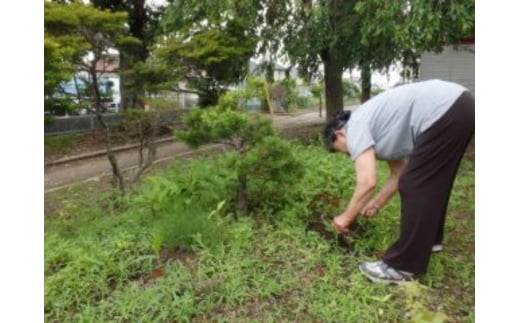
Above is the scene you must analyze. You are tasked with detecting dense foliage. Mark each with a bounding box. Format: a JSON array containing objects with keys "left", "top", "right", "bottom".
[
  {"left": 177, "top": 97, "right": 303, "bottom": 215},
  {"left": 282, "top": 0, "right": 475, "bottom": 112},
  {"left": 155, "top": 0, "right": 259, "bottom": 106},
  {"left": 44, "top": 2, "right": 140, "bottom": 113}
]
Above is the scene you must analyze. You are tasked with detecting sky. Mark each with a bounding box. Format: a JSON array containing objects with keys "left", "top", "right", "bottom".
[{"left": 346, "top": 66, "right": 402, "bottom": 90}]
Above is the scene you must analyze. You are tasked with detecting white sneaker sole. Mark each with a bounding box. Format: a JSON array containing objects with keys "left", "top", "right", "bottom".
[{"left": 432, "top": 245, "right": 443, "bottom": 252}]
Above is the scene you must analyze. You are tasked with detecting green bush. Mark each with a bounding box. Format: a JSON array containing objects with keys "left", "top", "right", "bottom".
[
  {"left": 218, "top": 76, "right": 266, "bottom": 112},
  {"left": 240, "top": 137, "right": 305, "bottom": 212},
  {"left": 342, "top": 80, "right": 360, "bottom": 99},
  {"left": 270, "top": 79, "right": 314, "bottom": 111},
  {"left": 176, "top": 96, "right": 307, "bottom": 215},
  {"left": 295, "top": 95, "right": 312, "bottom": 109}
]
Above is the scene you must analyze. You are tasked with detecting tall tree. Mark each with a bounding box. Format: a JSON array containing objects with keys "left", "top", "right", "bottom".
[
  {"left": 254, "top": 0, "right": 292, "bottom": 82},
  {"left": 45, "top": 2, "right": 140, "bottom": 194},
  {"left": 284, "top": 0, "right": 357, "bottom": 119},
  {"left": 353, "top": 0, "right": 475, "bottom": 101},
  {"left": 350, "top": 1, "right": 405, "bottom": 102},
  {"left": 155, "top": 0, "right": 259, "bottom": 107},
  {"left": 283, "top": 0, "right": 475, "bottom": 118},
  {"left": 91, "top": 0, "right": 165, "bottom": 110}
]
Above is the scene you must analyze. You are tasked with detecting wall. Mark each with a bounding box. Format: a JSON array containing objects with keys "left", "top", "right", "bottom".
[
  {"left": 44, "top": 110, "right": 186, "bottom": 134},
  {"left": 419, "top": 44, "right": 475, "bottom": 94}
]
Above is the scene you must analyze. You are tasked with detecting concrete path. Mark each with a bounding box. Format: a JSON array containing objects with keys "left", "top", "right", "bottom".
[{"left": 44, "top": 110, "right": 343, "bottom": 193}]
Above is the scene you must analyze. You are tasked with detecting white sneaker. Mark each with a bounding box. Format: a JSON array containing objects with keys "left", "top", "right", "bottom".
[
  {"left": 432, "top": 244, "right": 443, "bottom": 253},
  {"left": 359, "top": 260, "right": 414, "bottom": 285}
]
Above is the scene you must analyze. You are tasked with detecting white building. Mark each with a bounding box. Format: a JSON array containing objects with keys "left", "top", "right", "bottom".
[{"left": 418, "top": 39, "right": 475, "bottom": 94}]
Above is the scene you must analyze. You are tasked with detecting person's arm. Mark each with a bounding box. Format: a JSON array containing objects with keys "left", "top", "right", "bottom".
[
  {"left": 333, "top": 148, "right": 377, "bottom": 231},
  {"left": 361, "top": 159, "right": 407, "bottom": 217}
]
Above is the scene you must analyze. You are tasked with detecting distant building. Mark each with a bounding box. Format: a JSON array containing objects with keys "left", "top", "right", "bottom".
[
  {"left": 60, "top": 54, "right": 121, "bottom": 114},
  {"left": 94, "top": 55, "right": 121, "bottom": 111},
  {"left": 419, "top": 38, "right": 475, "bottom": 94},
  {"left": 248, "top": 61, "right": 300, "bottom": 83}
]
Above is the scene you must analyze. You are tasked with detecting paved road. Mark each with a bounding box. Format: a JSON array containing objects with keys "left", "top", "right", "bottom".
[{"left": 44, "top": 110, "right": 338, "bottom": 192}]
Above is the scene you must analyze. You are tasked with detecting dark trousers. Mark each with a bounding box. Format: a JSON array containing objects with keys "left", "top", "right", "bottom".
[{"left": 382, "top": 91, "right": 475, "bottom": 275}]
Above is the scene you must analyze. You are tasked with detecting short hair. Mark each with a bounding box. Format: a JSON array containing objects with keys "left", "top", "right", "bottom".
[{"left": 323, "top": 110, "right": 351, "bottom": 152}]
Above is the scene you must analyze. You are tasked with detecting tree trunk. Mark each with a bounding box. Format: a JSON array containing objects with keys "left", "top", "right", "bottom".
[
  {"left": 119, "top": 0, "right": 147, "bottom": 110},
  {"left": 236, "top": 172, "right": 248, "bottom": 217},
  {"left": 73, "top": 76, "right": 82, "bottom": 104},
  {"left": 133, "top": 111, "right": 158, "bottom": 183},
  {"left": 92, "top": 0, "right": 148, "bottom": 111},
  {"left": 360, "top": 64, "right": 372, "bottom": 103},
  {"left": 263, "top": 80, "right": 274, "bottom": 118},
  {"left": 284, "top": 66, "right": 292, "bottom": 80},
  {"left": 321, "top": 49, "right": 344, "bottom": 121},
  {"left": 119, "top": 52, "right": 143, "bottom": 110},
  {"left": 91, "top": 63, "right": 126, "bottom": 195},
  {"left": 318, "top": 95, "right": 322, "bottom": 118},
  {"left": 265, "top": 61, "right": 275, "bottom": 83},
  {"left": 102, "top": 124, "right": 126, "bottom": 195}
]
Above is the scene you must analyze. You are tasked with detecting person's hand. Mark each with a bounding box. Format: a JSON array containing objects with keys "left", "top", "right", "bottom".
[
  {"left": 332, "top": 215, "right": 350, "bottom": 234},
  {"left": 361, "top": 203, "right": 379, "bottom": 217}
]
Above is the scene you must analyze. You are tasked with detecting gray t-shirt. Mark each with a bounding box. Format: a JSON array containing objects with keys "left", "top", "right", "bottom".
[{"left": 346, "top": 79, "right": 468, "bottom": 161}]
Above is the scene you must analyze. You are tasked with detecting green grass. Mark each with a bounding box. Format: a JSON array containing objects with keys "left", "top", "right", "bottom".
[
  {"left": 44, "top": 133, "right": 81, "bottom": 155},
  {"left": 45, "top": 141, "right": 475, "bottom": 322}
]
